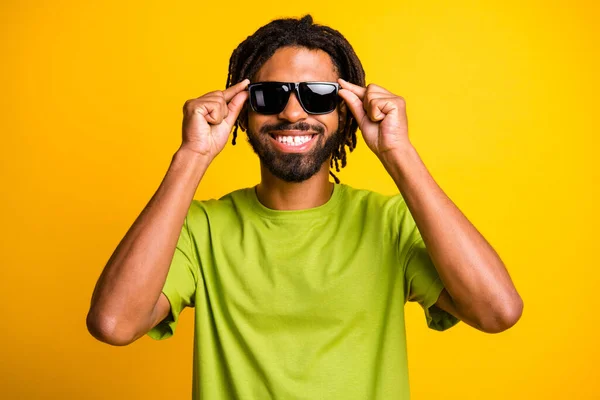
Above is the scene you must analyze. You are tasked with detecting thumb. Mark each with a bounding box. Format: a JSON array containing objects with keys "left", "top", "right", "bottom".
[
  {"left": 339, "top": 89, "right": 366, "bottom": 125},
  {"left": 224, "top": 90, "right": 249, "bottom": 127}
]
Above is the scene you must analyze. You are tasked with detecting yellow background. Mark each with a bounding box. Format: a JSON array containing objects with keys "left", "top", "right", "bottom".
[{"left": 1, "top": 0, "right": 598, "bottom": 398}]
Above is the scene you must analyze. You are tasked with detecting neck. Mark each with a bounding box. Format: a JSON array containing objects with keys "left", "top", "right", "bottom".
[{"left": 256, "top": 161, "right": 334, "bottom": 210}]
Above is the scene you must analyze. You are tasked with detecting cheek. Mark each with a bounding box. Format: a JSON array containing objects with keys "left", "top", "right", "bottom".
[
  {"left": 318, "top": 111, "right": 341, "bottom": 133},
  {"left": 247, "top": 112, "right": 267, "bottom": 133}
]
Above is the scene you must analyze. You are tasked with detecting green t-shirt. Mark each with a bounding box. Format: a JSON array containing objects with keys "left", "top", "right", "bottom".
[{"left": 148, "top": 183, "right": 459, "bottom": 399}]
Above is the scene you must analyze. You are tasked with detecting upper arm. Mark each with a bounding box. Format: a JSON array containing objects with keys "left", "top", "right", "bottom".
[
  {"left": 395, "top": 202, "right": 460, "bottom": 331},
  {"left": 145, "top": 212, "right": 202, "bottom": 340},
  {"left": 435, "top": 288, "right": 483, "bottom": 331},
  {"left": 129, "top": 293, "right": 171, "bottom": 343},
  {"left": 150, "top": 293, "right": 172, "bottom": 329},
  {"left": 434, "top": 289, "right": 460, "bottom": 319}
]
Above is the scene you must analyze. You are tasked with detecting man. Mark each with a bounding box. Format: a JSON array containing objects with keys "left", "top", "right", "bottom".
[{"left": 87, "top": 15, "right": 523, "bottom": 399}]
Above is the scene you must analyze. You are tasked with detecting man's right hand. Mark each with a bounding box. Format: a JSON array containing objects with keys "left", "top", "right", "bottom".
[{"left": 180, "top": 79, "right": 250, "bottom": 160}]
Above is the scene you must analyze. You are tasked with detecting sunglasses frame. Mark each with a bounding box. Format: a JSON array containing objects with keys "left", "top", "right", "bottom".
[{"left": 247, "top": 81, "right": 341, "bottom": 115}]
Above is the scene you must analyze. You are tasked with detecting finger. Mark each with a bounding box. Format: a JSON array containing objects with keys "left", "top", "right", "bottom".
[
  {"left": 224, "top": 90, "right": 249, "bottom": 127},
  {"left": 197, "top": 101, "right": 226, "bottom": 124},
  {"left": 208, "top": 95, "right": 231, "bottom": 117},
  {"left": 338, "top": 88, "right": 366, "bottom": 124},
  {"left": 365, "top": 83, "right": 392, "bottom": 95},
  {"left": 363, "top": 91, "right": 393, "bottom": 110},
  {"left": 365, "top": 91, "right": 394, "bottom": 100},
  {"left": 202, "top": 95, "right": 229, "bottom": 120},
  {"left": 367, "top": 98, "right": 397, "bottom": 122},
  {"left": 338, "top": 78, "right": 366, "bottom": 100},
  {"left": 222, "top": 79, "right": 250, "bottom": 102},
  {"left": 364, "top": 86, "right": 394, "bottom": 111}
]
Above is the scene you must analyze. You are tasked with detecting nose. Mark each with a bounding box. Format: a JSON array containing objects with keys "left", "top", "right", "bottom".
[{"left": 278, "top": 92, "right": 308, "bottom": 122}]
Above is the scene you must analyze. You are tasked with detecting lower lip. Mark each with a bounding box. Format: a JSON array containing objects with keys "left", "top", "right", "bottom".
[{"left": 269, "top": 134, "right": 317, "bottom": 153}]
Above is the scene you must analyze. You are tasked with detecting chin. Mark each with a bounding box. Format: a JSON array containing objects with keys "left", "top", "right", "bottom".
[
  {"left": 261, "top": 152, "right": 324, "bottom": 182},
  {"left": 247, "top": 129, "right": 342, "bottom": 183}
]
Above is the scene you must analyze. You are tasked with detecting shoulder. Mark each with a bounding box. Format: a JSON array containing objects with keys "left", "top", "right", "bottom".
[
  {"left": 186, "top": 187, "right": 254, "bottom": 225},
  {"left": 340, "top": 185, "right": 416, "bottom": 244},
  {"left": 339, "top": 184, "right": 408, "bottom": 217}
]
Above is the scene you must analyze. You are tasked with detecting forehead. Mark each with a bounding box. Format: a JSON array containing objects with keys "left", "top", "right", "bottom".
[{"left": 254, "top": 46, "right": 338, "bottom": 82}]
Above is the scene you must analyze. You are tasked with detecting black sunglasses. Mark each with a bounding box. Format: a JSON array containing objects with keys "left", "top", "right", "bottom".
[{"left": 247, "top": 81, "right": 341, "bottom": 115}]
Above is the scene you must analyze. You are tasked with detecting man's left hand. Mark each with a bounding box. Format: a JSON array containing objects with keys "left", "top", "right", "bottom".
[{"left": 338, "top": 79, "right": 411, "bottom": 158}]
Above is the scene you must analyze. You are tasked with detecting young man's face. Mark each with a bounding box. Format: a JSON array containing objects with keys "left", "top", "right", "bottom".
[{"left": 245, "top": 46, "right": 344, "bottom": 182}]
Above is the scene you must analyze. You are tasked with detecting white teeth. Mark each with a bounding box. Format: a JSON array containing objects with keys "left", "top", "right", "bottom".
[{"left": 275, "top": 135, "right": 312, "bottom": 146}]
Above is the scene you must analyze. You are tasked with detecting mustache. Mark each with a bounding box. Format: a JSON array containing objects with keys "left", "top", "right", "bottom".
[{"left": 259, "top": 121, "right": 325, "bottom": 135}]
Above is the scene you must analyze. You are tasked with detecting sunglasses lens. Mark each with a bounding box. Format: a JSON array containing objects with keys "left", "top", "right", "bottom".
[
  {"left": 250, "top": 83, "right": 290, "bottom": 114},
  {"left": 299, "top": 83, "right": 339, "bottom": 114}
]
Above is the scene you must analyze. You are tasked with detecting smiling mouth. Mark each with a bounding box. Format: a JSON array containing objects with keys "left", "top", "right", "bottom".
[{"left": 269, "top": 132, "right": 317, "bottom": 146}]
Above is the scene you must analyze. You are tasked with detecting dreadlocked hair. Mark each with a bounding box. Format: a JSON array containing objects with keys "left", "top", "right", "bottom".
[{"left": 225, "top": 14, "right": 366, "bottom": 183}]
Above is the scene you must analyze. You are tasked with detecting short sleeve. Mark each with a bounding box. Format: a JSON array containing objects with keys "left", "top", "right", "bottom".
[
  {"left": 394, "top": 198, "right": 460, "bottom": 331},
  {"left": 147, "top": 215, "right": 199, "bottom": 340},
  {"left": 403, "top": 236, "right": 460, "bottom": 331}
]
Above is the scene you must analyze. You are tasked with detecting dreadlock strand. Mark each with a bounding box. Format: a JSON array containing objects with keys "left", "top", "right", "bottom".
[{"left": 329, "top": 171, "right": 340, "bottom": 184}]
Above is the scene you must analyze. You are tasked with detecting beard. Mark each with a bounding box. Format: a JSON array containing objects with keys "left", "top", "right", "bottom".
[{"left": 246, "top": 121, "right": 342, "bottom": 183}]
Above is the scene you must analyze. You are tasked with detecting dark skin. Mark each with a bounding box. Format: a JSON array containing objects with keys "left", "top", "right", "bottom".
[
  {"left": 87, "top": 46, "right": 522, "bottom": 346},
  {"left": 242, "top": 47, "right": 343, "bottom": 210},
  {"left": 336, "top": 67, "right": 523, "bottom": 333}
]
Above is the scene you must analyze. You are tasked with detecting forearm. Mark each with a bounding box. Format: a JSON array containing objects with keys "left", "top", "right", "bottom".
[
  {"left": 380, "top": 145, "right": 522, "bottom": 330},
  {"left": 87, "top": 147, "right": 210, "bottom": 342}
]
